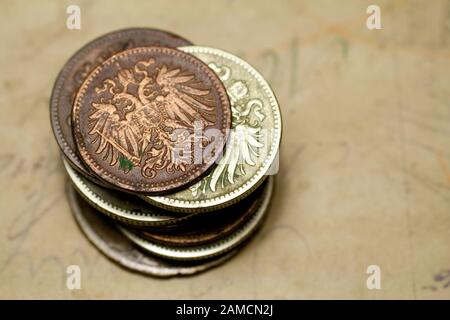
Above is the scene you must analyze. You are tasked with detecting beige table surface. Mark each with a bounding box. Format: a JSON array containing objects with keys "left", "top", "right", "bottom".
[{"left": 1, "top": 0, "right": 450, "bottom": 299}]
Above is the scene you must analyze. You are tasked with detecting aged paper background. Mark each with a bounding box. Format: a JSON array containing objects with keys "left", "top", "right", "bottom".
[{"left": 1, "top": 0, "right": 450, "bottom": 299}]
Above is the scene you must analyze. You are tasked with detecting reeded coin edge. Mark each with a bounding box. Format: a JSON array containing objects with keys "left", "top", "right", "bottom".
[
  {"left": 63, "top": 158, "right": 198, "bottom": 227},
  {"left": 140, "top": 204, "right": 260, "bottom": 247},
  {"left": 119, "top": 176, "right": 273, "bottom": 260},
  {"left": 67, "top": 184, "right": 237, "bottom": 277},
  {"left": 146, "top": 46, "right": 282, "bottom": 211},
  {"left": 72, "top": 46, "right": 231, "bottom": 193}
]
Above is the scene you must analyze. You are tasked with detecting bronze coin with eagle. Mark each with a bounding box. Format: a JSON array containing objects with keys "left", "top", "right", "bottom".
[
  {"left": 72, "top": 46, "right": 231, "bottom": 194},
  {"left": 50, "top": 28, "right": 193, "bottom": 187}
]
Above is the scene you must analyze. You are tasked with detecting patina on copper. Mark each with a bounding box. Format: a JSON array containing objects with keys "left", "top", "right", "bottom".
[
  {"left": 50, "top": 28, "right": 193, "bottom": 186},
  {"left": 72, "top": 46, "right": 231, "bottom": 194}
]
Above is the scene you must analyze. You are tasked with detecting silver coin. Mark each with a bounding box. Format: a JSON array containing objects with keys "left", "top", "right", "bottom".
[
  {"left": 143, "top": 46, "right": 282, "bottom": 213},
  {"left": 63, "top": 158, "right": 197, "bottom": 228},
  {"left": 119, "top": 177, "right": 274, "bottom": 260},
  {"left": 67, "top": 183, "right": 237, "bottom": 277}
]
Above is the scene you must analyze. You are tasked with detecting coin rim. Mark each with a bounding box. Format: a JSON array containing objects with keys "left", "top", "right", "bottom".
[
  {"left": 138, "top": 181, "right": 266, "bottom": 247},
  {"left": 63, "top": 158, "right": 190, "bottom": 227},
  {"left": 72, "top": 46, "right": 231, "bottom": 194},
  {"left": 64, "top": 158, "right": 264, "bottom": 229},
  {"left": 144, "top": 46, "right": 282, "bottom": 211},
  {"left": 67, "top": 183, "right": 237, "bottom": 277},
  {"left": 119, "top": 176, "right": 273, "bottom": 260},
  {"left": 50, "top": 28, "right": 193, "bottom": 180}
]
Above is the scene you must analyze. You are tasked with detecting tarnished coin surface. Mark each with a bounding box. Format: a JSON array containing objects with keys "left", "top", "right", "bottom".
[
  {"left": 67, "top": 183, "right": 236, "bottom": 277},
  {"left": 50, "top": 28, "right": 193, "bottom": 185},
  {"left": 72, "top": 46, "right": 231, "bottom": 194},
  {"left": 63, "top": 158, "right": 182, "bottom": 227},
  {"left": 138, "top": 179, "right": 267, "bottom": 247},
  {"left": 144, "top": 46, "right": 281, "bottom": 211},
  {"left": 64, "top": 158, "right": 262, "bottom": 230},
  {"left": 120, "top": 177, "right": 273, "bottom": 260}
]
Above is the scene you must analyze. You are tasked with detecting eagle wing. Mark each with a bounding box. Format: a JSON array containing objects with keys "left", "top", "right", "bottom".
[
  {"left": 155, "top": 65, "right": 216, "bottom": 128},
  {"left": 88, "top": 101, "right": 143, "bottom": 169},
  {"left": 208, "top": 124, "right": 263, "bottom": 192}
]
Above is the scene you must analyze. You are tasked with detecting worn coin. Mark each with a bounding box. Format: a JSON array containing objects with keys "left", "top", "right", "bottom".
[
  {"left": 50, "top": 28, "right": 193, "bottom": 185},
  {"left": 137, "top": 179, "right": 267, "bottom": 247},
  {"left": 120, "top": 176, "right": 273, "bottom": 260},
  {"left": 67, "top": 183, "right": 237, "bottom": 277},
  {"left": 64, "top": 157, "right": 261, "bottom": 230},
  {"left": 144, "top": 46, "right": 281, "bottom": 211},
  {"left": 73, "top": 46, "right": 231, "bottom": 194},
  {"left": 63, "top": 158, "right": 181, "bottom": 227}
]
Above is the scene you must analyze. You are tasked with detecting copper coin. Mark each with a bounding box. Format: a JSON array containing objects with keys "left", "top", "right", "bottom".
[
  {"left": 66, "top": 183, "right": 236, "bottom": 277},
  {"left": 137, "top": 178, "right": 267, "bottom": 246},
  {"left": 50, "top": 28, "right": 193, "bottom": 185},
  {"left": 72, "top": 46, "right": 231, "bottom": 194}
]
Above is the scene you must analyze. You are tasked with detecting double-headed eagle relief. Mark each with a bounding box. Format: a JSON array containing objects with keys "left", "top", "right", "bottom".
[
  {"left": 50, "top": 29, "right": 282, "bottom": 268},
  {"left": 73, "top": 47, "right": 231, "bottom": 193},
  {"left": 88, "top": 57, "right": 217, "bottom": 179}
]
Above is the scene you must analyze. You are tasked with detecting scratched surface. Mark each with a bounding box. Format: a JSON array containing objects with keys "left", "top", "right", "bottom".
[{"left": 1, "top": 0, "right": 450, "bottom": 299}]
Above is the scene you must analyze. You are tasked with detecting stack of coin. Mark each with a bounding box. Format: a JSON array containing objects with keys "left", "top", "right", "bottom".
[{"left": 50, "top": 28, "right": 282, "bottom": 277}]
